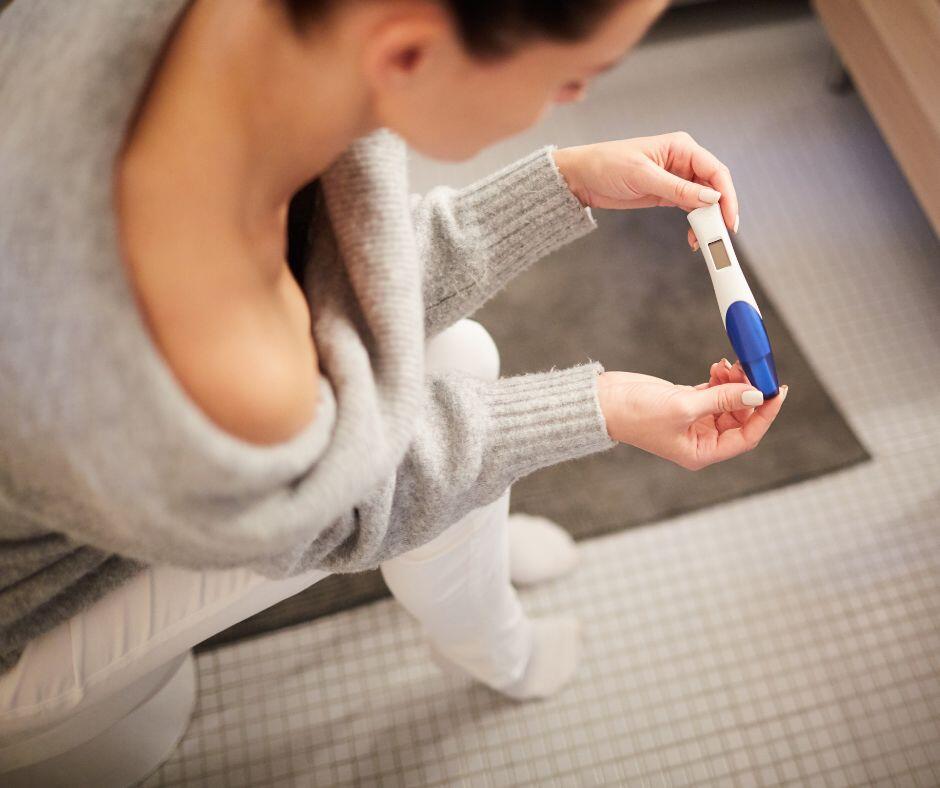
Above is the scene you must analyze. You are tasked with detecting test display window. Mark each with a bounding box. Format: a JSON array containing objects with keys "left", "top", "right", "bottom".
[{"left": 708, "top": 239, "right": 732, "bottom": 270}]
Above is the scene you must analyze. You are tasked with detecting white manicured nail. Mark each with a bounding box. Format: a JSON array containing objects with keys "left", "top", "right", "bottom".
[
  {"left": 723, "top": 359, "right": 733, "bottom": 370},
  {"left": 699, "top": 187, "right": 721, "bottom": 203},
  {"left": 742, "top": 389, "right": 764, "bottom": 407},
  {"left": 733, "top": 213, "right": 740, "bottom": 234}
]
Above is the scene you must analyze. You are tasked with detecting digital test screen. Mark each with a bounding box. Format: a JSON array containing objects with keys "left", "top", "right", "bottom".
[{"left": 708, "top": 239, "right": 732, "bottom": 270}]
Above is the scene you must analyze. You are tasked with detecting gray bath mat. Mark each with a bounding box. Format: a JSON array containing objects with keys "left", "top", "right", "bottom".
[{"left": 201, "top": 206, "right": 869, "bottom": 650}]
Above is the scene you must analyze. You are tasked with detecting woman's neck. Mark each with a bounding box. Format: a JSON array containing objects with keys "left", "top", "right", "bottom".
[{"left": 121, "top": 0, "right": 376, "bottom": 257}]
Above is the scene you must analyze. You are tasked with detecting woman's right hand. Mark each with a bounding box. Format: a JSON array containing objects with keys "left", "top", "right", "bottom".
[{"left": 596, "top": 359, "right": 788, "bottom": 470}]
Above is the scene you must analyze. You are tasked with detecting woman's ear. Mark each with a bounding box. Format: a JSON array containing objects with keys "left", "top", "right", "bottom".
[{"left": 361, "top": 5, "right": 453, "bottom": 93}]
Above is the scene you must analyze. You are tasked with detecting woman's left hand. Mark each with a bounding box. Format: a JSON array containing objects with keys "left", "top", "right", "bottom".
[{"left": 553, "top": 133, "right": 740, "bottom": 250}]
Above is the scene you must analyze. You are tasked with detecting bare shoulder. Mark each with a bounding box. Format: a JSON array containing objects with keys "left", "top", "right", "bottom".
[
  {"left": 118, "top": 219, "right": 322, "bottom": 446},
  {"left": 111, "top": 14, "right": 320, "bottom": 446},
  {"left": 170, "top": 271, "right": 321, "bottom": 446}
]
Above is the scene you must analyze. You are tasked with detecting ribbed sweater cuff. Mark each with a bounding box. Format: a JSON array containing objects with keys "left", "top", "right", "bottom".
[
  {"left": 481, "top": 361, "right": 617, "bottom": 482},
  {"left": 453, "top": 145, "right": 597, "bottom": 271}
]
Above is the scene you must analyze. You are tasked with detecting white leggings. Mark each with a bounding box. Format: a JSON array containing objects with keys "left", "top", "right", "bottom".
[{"left": 0, "top": 319, "right": 530, "bottom": 750}]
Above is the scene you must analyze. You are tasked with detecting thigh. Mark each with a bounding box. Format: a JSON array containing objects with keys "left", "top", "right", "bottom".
[
  {"left": 0, "top": 563, "right": 326, "bottom": 738},
  {"left": 380, "top": 488, "right": 513, "bottom": 628}
]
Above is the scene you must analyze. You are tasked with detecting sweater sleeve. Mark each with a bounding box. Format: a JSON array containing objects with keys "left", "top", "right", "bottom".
[
  {"left": 262, "top": 361, "right": 617, "bottom": 575},
  {"left": 36, "top": 354, "right": 615, "bottom": 577},
  {"left": 412, "top": 146, "right": 598, "bottom": 338}
]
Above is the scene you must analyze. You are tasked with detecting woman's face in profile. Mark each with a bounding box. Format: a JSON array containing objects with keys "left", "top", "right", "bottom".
[{"left": 367, "top": 0, "right": 669, "bottom": 161}]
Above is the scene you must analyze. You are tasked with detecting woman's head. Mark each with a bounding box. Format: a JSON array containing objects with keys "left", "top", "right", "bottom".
[{"left": 280, "top": 0, "right": 668, "bottom": 159}]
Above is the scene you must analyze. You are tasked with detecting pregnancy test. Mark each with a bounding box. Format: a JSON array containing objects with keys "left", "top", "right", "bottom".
[{"left": 687, "top": 203, "right": 780, "bottom": 399}]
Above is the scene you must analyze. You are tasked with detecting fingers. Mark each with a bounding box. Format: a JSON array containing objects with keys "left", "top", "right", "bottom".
[
  {"left": 708, "top": 359, "right": 729, "bottom": 384},
  {"left": 716, "top": 410, "right": 747, "bottom": 431},
  {"left": 709, "top": 385, "right": 789, "bottom": 463},
  {"left": 638, "top": 161, "right": 722, "bottom": 213},
  {"left": 662, "top": 131, "right": 739, "bottom": 235},
  {"left": 687, "top": 382, "right": 765, "bottom": 419},
  {"left": 686, "top": 141, "right": 739, "bottom": 234},
  {"left": 706, "top": 359, "right": 754, "bottom": 428},
  {"left": 701, "top": 360, "right": 740, "bottom": 391},
  {"left": 709, "top": 358, "right": 748, "bottom": 386}
]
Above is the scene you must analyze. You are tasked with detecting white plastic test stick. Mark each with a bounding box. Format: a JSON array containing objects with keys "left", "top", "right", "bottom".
[{"left": 687, "top": 203, "right": 780, "bottom": 398}]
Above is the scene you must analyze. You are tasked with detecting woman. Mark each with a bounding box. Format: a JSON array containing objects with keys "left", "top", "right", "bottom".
[{"left": 0, "top": 0, "right": 786, "bottom": 773}]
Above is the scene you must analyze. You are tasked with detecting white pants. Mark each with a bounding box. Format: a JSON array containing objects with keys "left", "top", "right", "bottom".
[{"left": 0, "top": 319, "right": 531, "bottom": 754}]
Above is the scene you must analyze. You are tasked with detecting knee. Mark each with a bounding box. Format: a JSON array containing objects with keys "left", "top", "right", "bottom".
[
  {"left": 425, "top": 319, "right": 500, "bottom": 382},
  {"left": 458, "top": 320, "right": 500, "bottom": 382}
]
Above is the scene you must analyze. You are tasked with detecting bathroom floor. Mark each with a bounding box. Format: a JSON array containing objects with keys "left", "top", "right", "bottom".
[{"left": 144, "top": 3, "right": 940, "bottom": 786}]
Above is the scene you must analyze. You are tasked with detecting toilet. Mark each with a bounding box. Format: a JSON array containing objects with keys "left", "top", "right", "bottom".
[{"left": 0, "top": 651, "right": 196, "bottom": 787}]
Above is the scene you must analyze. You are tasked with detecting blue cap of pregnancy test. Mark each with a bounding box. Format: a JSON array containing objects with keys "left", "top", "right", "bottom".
[{"left": 725, "top": 301, "right": 780, "bottom": 399}]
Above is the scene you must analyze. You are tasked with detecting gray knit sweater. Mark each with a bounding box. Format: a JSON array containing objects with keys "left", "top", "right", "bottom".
[{"left": 0, "top": 0, "right": 616, "bottom": 674}]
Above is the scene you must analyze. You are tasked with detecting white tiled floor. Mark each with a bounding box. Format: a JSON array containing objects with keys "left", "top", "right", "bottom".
[{"left": 144, "top": 7, "right": 940, "bottom": 787}]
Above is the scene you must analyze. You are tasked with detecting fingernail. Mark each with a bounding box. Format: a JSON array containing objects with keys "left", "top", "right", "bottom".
[
  {"left": 742, "top": 389, "right": 764, "bottom": 407},
  {"left": 691, "top": 241, "right": 699, "bottom": 252},
  {"left": 722, "top": 358, "right": 733, "bottom": 370},
  {"left": 733, "top": 213, "right": 740, "bottom": 234},
  {"left": 699, "top": 187, "right": 721, "bottom": 204},
  {"left": 780, "top": 384, "right": 789, "bottom": 399}
]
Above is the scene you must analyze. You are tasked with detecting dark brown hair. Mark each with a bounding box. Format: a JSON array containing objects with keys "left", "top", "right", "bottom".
[{"left": 282, "top": 0, "right": 623, "bottom": 58}]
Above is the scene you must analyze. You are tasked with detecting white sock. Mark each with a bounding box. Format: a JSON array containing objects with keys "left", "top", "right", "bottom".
[
  {"left": 429, "top": 616, "right": 582, "bottom": 702},
  {"left": 508, "top": 513, "right": 580, "bottom": 586},
  {"left": 498, "top": 616, "right": 582, "bottom": 701}
]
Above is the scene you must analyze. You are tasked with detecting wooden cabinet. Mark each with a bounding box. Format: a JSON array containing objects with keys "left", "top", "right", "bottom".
[{"left": 813, "top": 0, "right": 940, "bottom": 237}]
